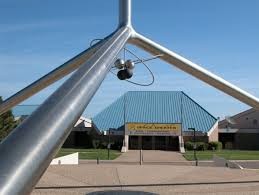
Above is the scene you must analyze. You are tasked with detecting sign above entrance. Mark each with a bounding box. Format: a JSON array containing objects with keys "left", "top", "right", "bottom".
[{"left": 126, "top": 123, "right": 181, "bottom": 136}]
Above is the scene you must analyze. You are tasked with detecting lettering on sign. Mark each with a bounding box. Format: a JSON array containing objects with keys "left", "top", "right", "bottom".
[{"left": 126, "top": 123, "right": 181, "bottom": 136}]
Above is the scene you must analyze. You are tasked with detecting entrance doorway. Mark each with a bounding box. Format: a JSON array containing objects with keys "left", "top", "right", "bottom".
[
  {"left": 142, "top": 136, "right": 152, "bottom": 150},
  {"left": 129, "top": 136, "right": 139, "bottom": 149},
  {"left": 167, "top": 136, "right": 179, "bottom": 150},
  {"left": 129, "top": 136, "right": 179, "bottom": 151},
  {"left": 155, "top": 136, "right": 166, "bottom": 150}
]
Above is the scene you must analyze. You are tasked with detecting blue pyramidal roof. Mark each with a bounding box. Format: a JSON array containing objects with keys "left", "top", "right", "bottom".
[{"left": 93, "top": 91, "right": 217, "bottom": 132}]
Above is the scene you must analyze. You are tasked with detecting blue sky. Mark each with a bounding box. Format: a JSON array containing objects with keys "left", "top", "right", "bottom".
[{"left": 0, "top": 0, "right": 259, "bottom": 119}]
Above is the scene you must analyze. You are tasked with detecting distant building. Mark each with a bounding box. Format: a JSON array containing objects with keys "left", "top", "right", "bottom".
[
  {"left": 63, "top": 117, "right": 99, "bottom": 148},
  {"left": 13, "top": 106, "right": 97, "bottom": 148},
  {"left": 93, "top": 91, "right": 218, "bottom": 152},
  {"left": 12, "top": 91, "right": 220, "bottom": 151},
  {"left": 219, "top": 108, "right": 259, "bottom": 150}
]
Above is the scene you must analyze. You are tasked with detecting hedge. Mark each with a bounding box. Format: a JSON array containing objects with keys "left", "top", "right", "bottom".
[
  {"left": 184, "top": 141, "right": 208, "bottom": 151},
  {"left": 208, "top": 141, "right": 222, "bottom": 150},
  {"left": 185, "top": 141, "right": 222, "bottom": 151}
]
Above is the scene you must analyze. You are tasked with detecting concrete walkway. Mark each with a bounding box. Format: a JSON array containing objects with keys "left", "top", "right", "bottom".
[
  {"left": 115, "top": 150, "right": 186, "bottom": 163},
  {"left": 33, "top": 164, "right": 259, "bottom": 194},
  {"left": 233, "top": 160, "right": 259, "bottom": 169}
]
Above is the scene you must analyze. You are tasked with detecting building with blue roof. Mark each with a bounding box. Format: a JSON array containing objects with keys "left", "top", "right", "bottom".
[{"left": 93, "top": 91, "right": 219, "bottom": 152}]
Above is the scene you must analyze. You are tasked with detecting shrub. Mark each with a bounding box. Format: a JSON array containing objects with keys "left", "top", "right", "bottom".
[
  {"left": 92, "top": 140, "right": 100, "bottom": 149},
  {"left": 185, "top": 141, "right": 194, "bottom": 150},
  {"left": 99, "top": 141, "right": 108, "bottom": 149},
  {"left": 185, "top": 141, "right": 208, "bottom": 151},
  {"left": 208, "top": 141, "right": 222, "bottom": 150},
  {"left": 111, "top": 141, "right": 123, "bottom": 150},
  {"left": 196, "top": 142, "right": 208, "bottom": 151}
]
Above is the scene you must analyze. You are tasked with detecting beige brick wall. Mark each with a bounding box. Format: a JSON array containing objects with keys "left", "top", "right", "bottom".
[{"left": 208, "top": 127, "right": 218, "bottom": 142}]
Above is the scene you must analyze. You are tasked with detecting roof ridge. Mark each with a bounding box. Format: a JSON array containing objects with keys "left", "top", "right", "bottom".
[
  {"left": 93, "top": 93, "right": 125, "bottom": 118},
  {"left": 181, "top": 91, "right": 217, "bottom": 120},
  {"left": 219, "top": 107, "right": 255, "bottom": 123},
  {"left": 93, "top": 91, "right": 217, "bottom": 132},
  {"left": 95, "top": 91, "right": 184, "bottom": 118},
  {"left": 231, "top": 108, "right": 255, "bottom": 119}
]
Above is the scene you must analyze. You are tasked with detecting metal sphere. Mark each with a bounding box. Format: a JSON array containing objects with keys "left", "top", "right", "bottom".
[
  {"left": 117, "top": 69, "right": 127, "bottom": 80},
  {"left": 125, "top": 68, "right": 133, "bottom": 79},
  {"left": 117, "top": 69, "right": 133, "bottom": 80},
  {"left": 114, "top": 58, "right": 125, "bottom": 69},
  {"left": 125, "top": 60, "right": 135, "bottom": 69}
]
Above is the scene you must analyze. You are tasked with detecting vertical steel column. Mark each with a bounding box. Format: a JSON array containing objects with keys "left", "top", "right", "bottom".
[
  {"left": 0, "top": 27, "right": 131, "bottom": 195},
  {"left": 119, "top": 0, "right": 132, "bottom": 27},
  {"left": 0, "top": 35, "right": 110, "bottom": 115}
]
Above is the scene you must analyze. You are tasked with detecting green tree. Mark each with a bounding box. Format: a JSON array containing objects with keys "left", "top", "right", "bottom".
[{"left": 0, "top": 96, "right": 18, "bottom": 141}]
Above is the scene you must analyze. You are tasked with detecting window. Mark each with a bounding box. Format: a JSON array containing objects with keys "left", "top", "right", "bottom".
[{"left": 253, "top": 119, "right": 258, "bottom": 125}]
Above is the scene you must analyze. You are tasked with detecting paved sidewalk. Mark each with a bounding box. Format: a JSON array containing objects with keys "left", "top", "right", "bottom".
[
  {"left": 234, "top": 160, "right": 259, "bottom": 169},
  {"left": 114, "top": 150, "right": 186, "bottom": 162},
  {"left": 33, "top": 164, "right": 259, "bottom": 195}
]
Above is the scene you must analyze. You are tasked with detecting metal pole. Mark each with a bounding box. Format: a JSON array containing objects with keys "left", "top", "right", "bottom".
[
  {"left": 0, "top": 37, "right": 110, "bottom": 116},
  {"left": 140, "top": 149, "right": 143, "bottom": 165},
  {"left": 108, "top": 129, "right": 110, "bottom": 160},
  {"left": 97, "top": 150, "right": 100, "bottom": 165},
  {"left": 193, "top": 128, "right": 198, "bottom": 166},
  {"left": 0, "top": 27, "right": 131, "bottom": 195},
  {"left": 1, "top": 0, "right": 259, "bottom": 194},
  {"left": 188, "top": 127, "right": 198, "bottom": 166},
  {"left": 180, "top": 92, "right": 183, "bottom": 148},
  {"left": 129, "top": 33, "right": 259, "bottom": 110},
  {"left": 119, "top": 0, "right": 132, "bottom": 27}
]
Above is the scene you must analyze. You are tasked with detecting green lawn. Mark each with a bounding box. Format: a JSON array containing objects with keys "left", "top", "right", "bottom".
[
  {"left": 56, "top": 148, "right": 121, "bottom": 160},
  {"left": 183, "top": 150, "right": 259, "bottom": 161}
]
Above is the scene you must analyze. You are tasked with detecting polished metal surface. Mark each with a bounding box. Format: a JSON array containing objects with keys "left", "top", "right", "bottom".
[
  {"left": 0, "top": 27, "right": 131, "bottom": 195},
  {"left": 129, "top": 33, "right": 259, "bottom": 109},
  {"left": 0, "top": 36, "right": 109, "bottom": 116},
  {"left": 119, "top": 0, "right": 131, "bottom": 27},
  {"left": 0, "top": 0, "right": 259, "bottom": 194}
]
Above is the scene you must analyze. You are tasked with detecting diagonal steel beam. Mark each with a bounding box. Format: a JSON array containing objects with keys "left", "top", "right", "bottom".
[
  {"left": 0, "top": 26, "right": 131, "bottom": 195},
  {"left": 0, "top": 34, "right": 111, "bottom": 116},
  {"left": 130, "top": 32, "right": 259, "bottom": 109},
  {"left": 1, "top": 1, "right": 259, "bottom": 195}
]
